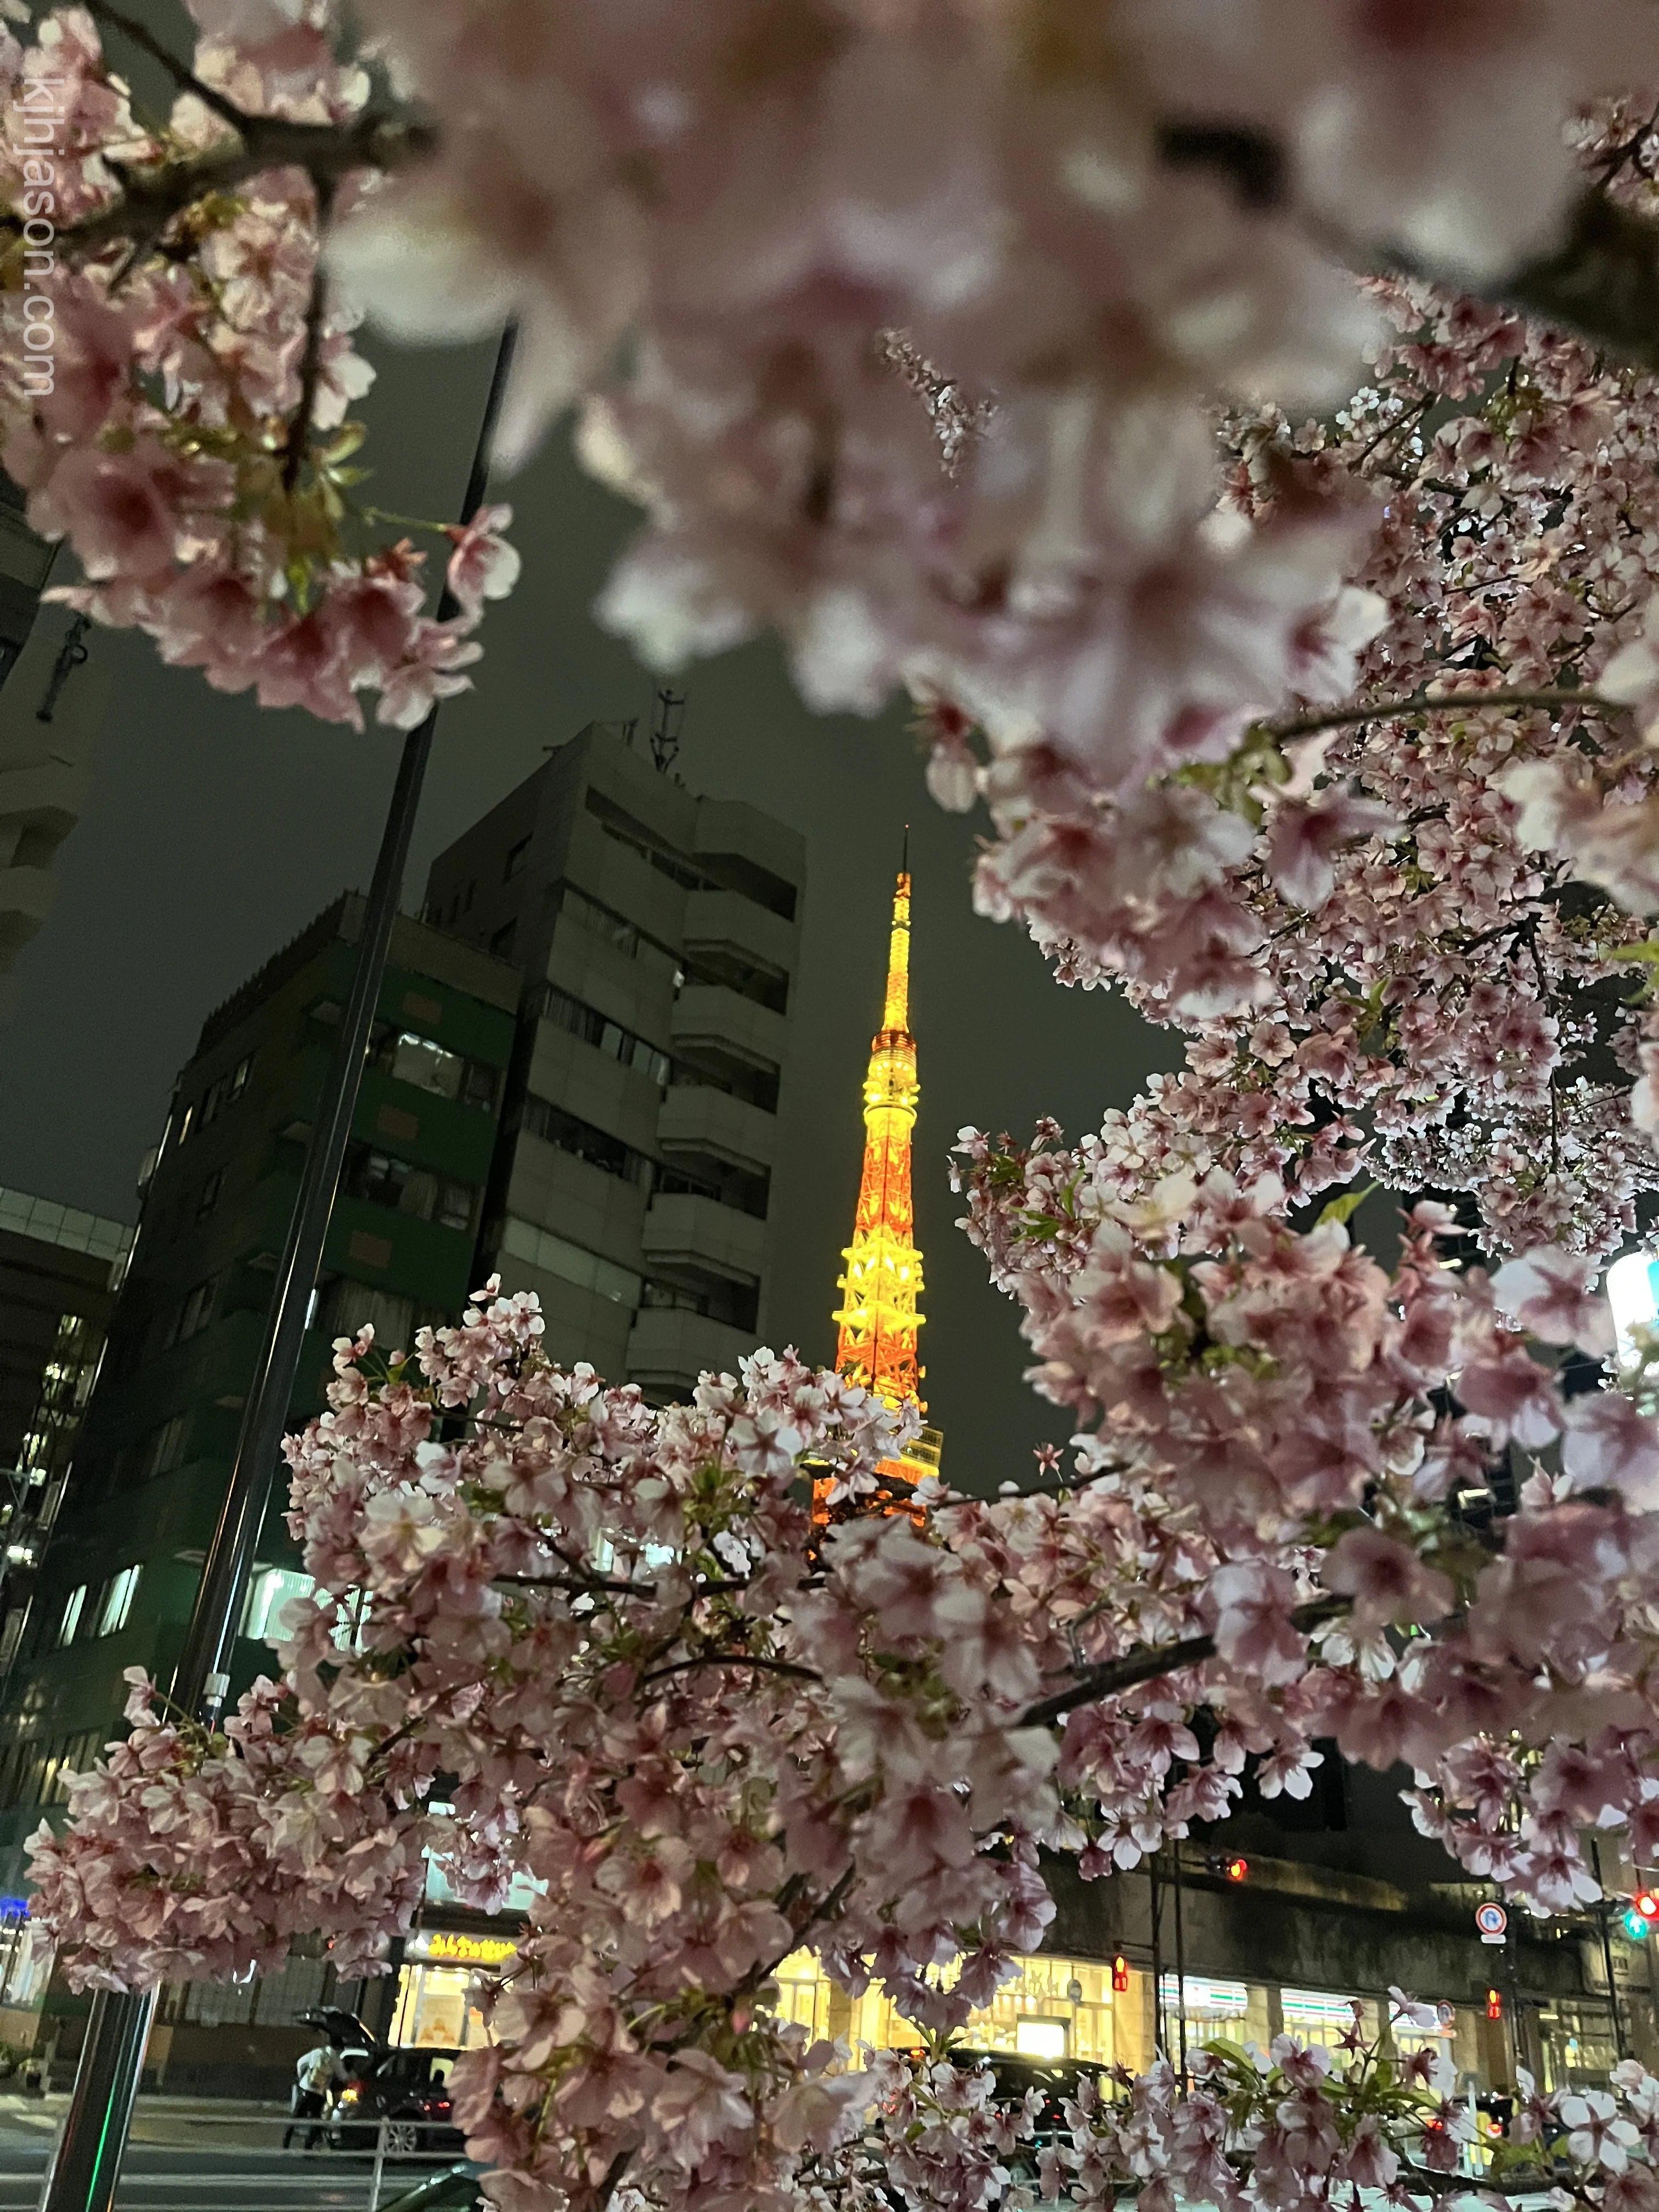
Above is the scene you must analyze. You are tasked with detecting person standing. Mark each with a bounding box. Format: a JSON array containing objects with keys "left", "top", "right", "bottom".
[{"left": 284, "top": 2038, "right": 342, "bottom": 2151}]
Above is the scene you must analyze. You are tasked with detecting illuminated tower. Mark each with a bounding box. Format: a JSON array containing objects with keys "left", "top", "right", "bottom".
[{"left": 831, "top": 842, "right": 943, "bottom": 1493}]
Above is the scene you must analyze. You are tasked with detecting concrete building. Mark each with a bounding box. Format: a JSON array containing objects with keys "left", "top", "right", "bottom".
[
  {"left": 0, "top": 896, "right": 518, "bottom": 1906},
  {"left": 422, "top": 720, "right": 806, "bottom": 1397},
  {"left": 0, "top": 1188, "right": 131, "bottom": 1690}
]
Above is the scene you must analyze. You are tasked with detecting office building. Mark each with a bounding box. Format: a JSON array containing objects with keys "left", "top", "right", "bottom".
[
  {"left": 0, "top": 1187, "right": 131, "bottom": 1686},
  {"left": 0, "top": 894, "right": 517, "bottom": 1901},
  {"left": 423, "top": 719, "right": 806, "bottom": 1397}
]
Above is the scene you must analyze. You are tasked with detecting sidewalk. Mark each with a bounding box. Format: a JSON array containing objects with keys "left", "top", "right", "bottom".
[{"left": 0, "top": 2090, "right": 290, "bottom": 2146}]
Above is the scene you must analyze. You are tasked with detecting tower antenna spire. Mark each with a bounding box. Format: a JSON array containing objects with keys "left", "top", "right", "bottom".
[{"left": 828, "top": 842, "right": 943, "bottom": 1507}]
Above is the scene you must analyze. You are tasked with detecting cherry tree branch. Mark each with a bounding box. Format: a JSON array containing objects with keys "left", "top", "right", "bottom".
[
  {"left": 8, "top": 109, "right": 435, "bottom": 263},
  {"left": 281, "top": 179, "right": 337, "bottom": 494},
  {"left": 82, "top": 0, "right": 246, "bottom": 131},
  {"left": 1017, "top": 1596, "right": 1350, "bottom": 1729},
  {"left": 637, "top": 1652, "right": 822, "bottom": 1688},
  {"left": 1261, "top": 685, "right": 1629, "bottom": 743}
]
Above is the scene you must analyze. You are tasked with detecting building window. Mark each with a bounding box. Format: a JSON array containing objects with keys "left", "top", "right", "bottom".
[
  {"left": 504, "top": 836, "right": 531, "bottom": 880},
  {"left": 344, "top": 1147, "right": 476, "bottom": 1233},
  {"left": 94, "top": 1565, "right": 141, "bottom": 1637},
  {"left": 196, "top": 1169, "right": 222, "bottom": 1220},
  {"left": 518, "top": 1095, "right": 656, "bottom": 1190},
  {"left": 176, "top": 1101, "right": 195, "bottom": 1146},
  {"left": 640, "top": 1274, "right": 759, "bottom": 1334},
  {"left": 489, "top": 921, "right": 516, "bottom": 958},
  {"left": 167, "top": 1274, "right": 218, "bottom": 1347},
  {"left": 55, "top": 1584, "right": 86, "bottom": 1647},
  {"left": 500, "top": 1216, "right": 640, "bottom": 1308},
  {"left": 314, "top": 1279, "right": 415, "bottom": 1350},
  {"left": 563, "top": 885, "right": 640, "bottom": 959},
  {"left": 243, "top": 1566, "right": 315, "bottom": 1645},
  {"left": 436, "top": 1180, "right": 476, "bottom": 1234},
  {"left": 460, "top": 1060, "right": 498, "bottom": 1113},
  {"left": 145, "top": 1412, "right": 188, "bottom": 1479},
  {"left": 379, "top": 1030, "right": 462, "bottom": 1101},
  {"left": 537, "top": 984, "right": 672, "bottom": 1088}
]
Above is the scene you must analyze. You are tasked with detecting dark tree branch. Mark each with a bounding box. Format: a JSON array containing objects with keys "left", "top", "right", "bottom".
[
  {"left": 1018, "top": 1597, "right": 1349, "bottom": 1730},
  {"left": 1262, "top": 686, "right": 1626, "bottom": 744},
  {"left": 82, "top": 0, "right": 247, "bottom": 131},
  {"left": 281, "top": 177, "right": 336, "bottom": 494},
  {"left": 637, "top": 1652, "right": 822, "bottom": 1688},
  {"left": 7, "top": 109, "right": 435, "bottom": 263}
]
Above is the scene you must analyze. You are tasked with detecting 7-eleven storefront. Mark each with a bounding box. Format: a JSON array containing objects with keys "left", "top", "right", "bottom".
[{"left": 769, "top": 1950, "right": 1156, "bottom": 2069}]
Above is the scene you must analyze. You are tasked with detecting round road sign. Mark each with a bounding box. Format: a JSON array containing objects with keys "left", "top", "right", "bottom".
[{"left": 1475, "top": 1902, "right": 1508, "bottom": 1937}]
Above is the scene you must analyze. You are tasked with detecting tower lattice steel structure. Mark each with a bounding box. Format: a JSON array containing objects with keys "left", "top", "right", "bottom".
[{"left": 831, "top": 844, "right": 943, "bottom": 1495}]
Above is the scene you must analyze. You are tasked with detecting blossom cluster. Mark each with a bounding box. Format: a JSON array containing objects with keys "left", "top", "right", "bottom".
[
  {"left": 30, "top": 1248, "right": 1659, "bottom": 2208},
  {"left": 962, "top": 234, "right": 1659, "bottom": 1260},
  {"left": 0, "top": 8, "right": 518, "bottom": 727}
]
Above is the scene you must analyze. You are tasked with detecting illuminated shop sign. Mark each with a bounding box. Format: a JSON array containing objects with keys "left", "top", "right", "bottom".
[{"left": 406, "top": 1930, "right": 518, "bottom": 1967}]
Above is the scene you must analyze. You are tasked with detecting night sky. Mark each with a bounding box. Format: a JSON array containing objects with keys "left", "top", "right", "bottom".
[{"left": 0, "top": 331, "right": 1182, "bottom": 1492}]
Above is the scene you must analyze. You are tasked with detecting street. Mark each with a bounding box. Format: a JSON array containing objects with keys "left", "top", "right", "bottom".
[{"left": 0, "top": 2098, "right": 456, "bottom": 2211}]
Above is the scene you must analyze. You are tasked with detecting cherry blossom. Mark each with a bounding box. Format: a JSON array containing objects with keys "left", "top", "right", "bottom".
[{"left": 29, "top": 1239, "right": 1659, "bottom": 2209}]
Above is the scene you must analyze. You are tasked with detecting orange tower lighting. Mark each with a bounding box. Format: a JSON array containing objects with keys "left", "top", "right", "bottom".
[{"left": 831, "top": 839, "right": 944, "bottom": 1496}]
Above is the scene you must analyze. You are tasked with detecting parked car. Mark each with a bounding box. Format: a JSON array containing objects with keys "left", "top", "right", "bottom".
[
  {"left": 379, "top": 2164, "right": 489, "bottom": 2210},
  {"left": 945, "top": 2050, "right": 1108, "bottom": 2144},
  {"left": 329, "top": 2045, "right": 466, "bottom": 2156}
]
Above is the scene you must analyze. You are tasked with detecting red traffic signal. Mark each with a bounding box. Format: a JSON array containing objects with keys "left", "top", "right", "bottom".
[
  {"left": 1111, "top": 1954, "right": 1130, "bottom": 1993},
  {"left": 1224, "top": 1854, "right": 1249, "bottom": 1883},
  {"left": 1486, "top": 1989, "right": 1503, "bottom": 2020},
  {"left": 1637, "top": 1889, "right": 1659, "bottom": 1919}
]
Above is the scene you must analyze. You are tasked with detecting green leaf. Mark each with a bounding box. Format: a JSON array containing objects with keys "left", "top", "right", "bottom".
[{"left": 1317, "top": 1182, "right": 1379, "bottom": 1228}]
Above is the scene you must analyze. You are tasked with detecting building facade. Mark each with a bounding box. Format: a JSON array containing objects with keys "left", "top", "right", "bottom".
[
  {"left": 422, "top": 720, "right": 806, "bottom": 1398},
  {"left": 0, "top": 1187, "right": 131, "bottom": 1691},
  {"left": 0, "top": 895, "right": 518, "bottom": 1910}
]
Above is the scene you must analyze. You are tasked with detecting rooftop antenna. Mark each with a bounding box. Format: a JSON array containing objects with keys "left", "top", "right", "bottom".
[
  {"left": 651, "top": 687, "right": 687, "bottom": 774},
  {"left": 901, "top": 822, "right": 910, "bottom": 875}
]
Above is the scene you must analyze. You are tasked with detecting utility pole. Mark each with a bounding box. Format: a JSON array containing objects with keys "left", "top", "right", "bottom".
[{"left": 37, "top": 325, "right": 518, "bottom": 2212}]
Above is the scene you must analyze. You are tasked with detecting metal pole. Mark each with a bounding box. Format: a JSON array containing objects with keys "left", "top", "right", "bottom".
[
  {"left": 1149, "top": 1857, "right": 1164, "bottom": 2059},
  {"left": 1172, "top": 1850, "right": 1188, "bottom": 2083},
  {"left": 39, "top": 324, "right": 518, "bottom": 2212},
  {"left": 35, "top": 1989, "right": 156, "bottom": 2212}
]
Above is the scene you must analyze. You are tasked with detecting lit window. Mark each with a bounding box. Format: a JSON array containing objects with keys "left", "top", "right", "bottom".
[
  {"left": 243, "top": 1567, "right": 315, "bottom": 1645},
  {"left": 1014, "top": 2019, "right": 1069, "bottom": 2060},
  {"left": 437, "top": 1181, "right": 476, "bottom": 1234},
  {"left": 387, "top": 1032, "right": 462, "bottom": 1101},
  {"left": 56, "top": 1585, "right": 86, "bottom": 1647},
  {"left": 95, "top": 1565, "right": 140, "bottom": 1638}
]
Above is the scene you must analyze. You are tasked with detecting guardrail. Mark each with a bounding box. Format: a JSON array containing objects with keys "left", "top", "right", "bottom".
[{"left": 0, "top": 2102, "right": 483, "bottom": 2211}]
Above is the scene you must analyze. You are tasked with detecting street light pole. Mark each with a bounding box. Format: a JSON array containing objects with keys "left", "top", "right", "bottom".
[{"left": 37, "top": 324, "right": 518, "bottom": 2212}]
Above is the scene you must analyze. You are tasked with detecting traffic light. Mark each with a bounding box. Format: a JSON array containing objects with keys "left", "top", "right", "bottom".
[
  {"left": 1224, "top": 1854, "right": 1249, "bottom": 1883},
  {"left": 1112, "top": 1954, "right": 1130, "bottom": 1993},
  {"left": 1624, "top": 1890, "right": 1658, "bottom": 1939},
  {"left": 1486, "top": 1989, "right": 1503, "bottom": 2021}
]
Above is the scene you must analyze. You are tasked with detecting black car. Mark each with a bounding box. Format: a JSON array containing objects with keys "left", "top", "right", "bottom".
[
  {"left": 378, "top": 2164, "right": 490, "bottom": 2210},
  {"left": 329, "top": 2045, "right": 466, "bottom": 2156},
  {"left": 944, "top": 2050, "right": 1108, "bottom": 2144}
]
